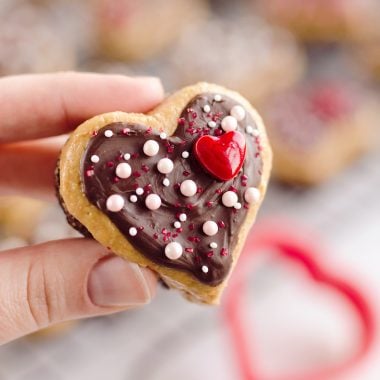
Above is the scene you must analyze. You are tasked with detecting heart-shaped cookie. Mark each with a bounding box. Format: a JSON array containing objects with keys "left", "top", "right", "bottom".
[{"left": 57, "top": 83, "right": 272, "bottom": 304}]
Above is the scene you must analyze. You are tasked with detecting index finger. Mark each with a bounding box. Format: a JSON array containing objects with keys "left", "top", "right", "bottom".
[{"left": 0, "top": 72, "right": 164, "bottom": 143}]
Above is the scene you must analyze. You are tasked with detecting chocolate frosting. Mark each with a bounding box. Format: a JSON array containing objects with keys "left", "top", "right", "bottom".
[{"left": 81, "top": 93, "right": 263, "bottom": 286}]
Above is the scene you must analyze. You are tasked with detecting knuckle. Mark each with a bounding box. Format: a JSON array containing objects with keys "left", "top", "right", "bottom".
[{"left": 25, "top": 256, "right": 54, "bottom": 329}]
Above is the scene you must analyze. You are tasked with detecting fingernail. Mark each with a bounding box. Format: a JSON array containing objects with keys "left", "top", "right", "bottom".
[{"left": 88, "top": 256, "right": 156, "bottom": 307}]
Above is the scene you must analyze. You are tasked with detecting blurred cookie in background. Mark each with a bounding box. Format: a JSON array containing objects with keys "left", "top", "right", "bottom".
[
  {"left": 94, "top": 0, "right": 209, "bottom": 62},
  {"left": 256, "top": 0, "right": 380, "bottom": 43},
  {"left": 28, "top": 321, "right": 78, "bottom": 340},
  {"left": 261, "top": 81, "right": 378, "bottom": 185},
  {"left": 355, "top": 39, "right": 380, "bottom": 81},
  {"left": 0, "top": 1, "right": 78, "bottom": 76},
  {"left": 166, "top": 16, "right": 305, "bottom": 103},
  {"left": 0, "top": 197, "right": 46, "bottom": 241}
]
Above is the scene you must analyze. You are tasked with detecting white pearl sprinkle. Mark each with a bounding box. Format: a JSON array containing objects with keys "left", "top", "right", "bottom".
[
  {"left": 202, "top": 265, "right": 209, "bottom": 274},
  {"left": 129, "top": 227, "right": 137, "bottom": 236},
  {"left": 145, "top": 194, "right": 161, "bottom": 210},
  {"left": 210, "top": 242, "right": 218, "bottom": 249},
  {"left": 130, "top": 195, "right": 137, "bottom": 203},
  {"left": 246, "top": 125, "right": 254, "bottom": 135},
  {"left": 230, "top": 105, "right": 246, "bottom": 121},
  {"left": 160, "top": 132, "right": 167, "bottom": 139},
  {"left": 90, "top": 155, "right": 100, "bottom": 163},
  {"left": 182, "top": 151, "right": 190, "bottom": 159},
  {"left": 208, "top": 121, "right": 217, "bottom": 128},
  {"left": 157, "top": 158, "right": 174, "bottom": 174},
  {"left": 115, "top": 162, "right": 132, "bottom": 179},
  {"left": 214, "top": 94, "right": 222, "bottom": 102},
  {"left": 221, "top": 115, "right": 238, "bottom": 132},
  {"left": 179, "top": 213, "right": 187, "bottom": 222},
  {"left": 203, "top": 221, "right": 218, "bottom": 236},
  {"left": 252, "top": 129, "right": 260, "bottom": 137},
  {"left": 136, "top": 187, "right": 144, "bottom": 195},
  {"left": 165, "top": 242, "right": 183, "bottom": 260},
  {"left": 104, "top": 130, "right": 113, "bottom": 138},
  {"left": 143, "top": 140, "right": 159, "bottom": 156},
  {"left": 234, "top": 202, "right": 242, "bottom": 210},
  {"left": 180, "top": 180, "right": 197, "bottom": 197},
  {"left": 123, "top": 153, "right": 131, "bottom": 160},
  {"left": 245, "top": 187, "right": 261, "bottom": 204},
  {"left": 174, "top": 221, "right": 181, "bottom": 228},
  {"left": 222, "top": 191, "right": 238, "bottom": 207},
  {"left": 163, "top": 178, "right": 170, "bottom": 187},
  {"left": 203, "top": 104, "right": 211, "bottom": 113},
  {"left": 106, "top": 194, "right": 124, "bottom": 212}
]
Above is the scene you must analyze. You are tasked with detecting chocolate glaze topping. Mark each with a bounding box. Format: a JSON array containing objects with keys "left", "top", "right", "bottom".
[{"left": 81, "top": 93, "right": 263, "bottom": 286}]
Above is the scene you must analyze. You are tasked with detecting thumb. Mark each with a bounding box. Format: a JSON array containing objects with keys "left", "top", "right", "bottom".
[{"left": 0, "top": 238, "right": 157, "bottom": 345}]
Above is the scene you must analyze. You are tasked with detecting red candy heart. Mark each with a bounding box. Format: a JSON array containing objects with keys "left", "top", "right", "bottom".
[{"left": 193, "top": 131, "right": 246, "bottom": 181}]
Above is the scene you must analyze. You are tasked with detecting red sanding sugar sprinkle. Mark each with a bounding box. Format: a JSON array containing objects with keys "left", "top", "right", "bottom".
[
  {"left": 141, "top": 164, "right": 150, "bottom": 173},
  {"left": 113, "top": 177, "right": 120, "bottom": 183},
  {"left": 144, "top": 184, "right": 152, "bottom": 193},
  {"left": 178, "top": 117, "right": 186, "bottom": 125},
  {"left": 218, "top": 221, "right": 226, "bottom": 229},
  {"left": 221, "top": 248, "right": 228, "bottom": 256},
  {"left": 106, "top": 161, "right": 114, "bottom": 168},
  {"left": 185, "top": 247, "right": 194, "bottom": 253},
  {"left": 133, "top": 171, "right": 141, "bottom": 178},
  {"left": 153, "top": 233, "right": 158, "bottom": 239},
  {"left": 86, "top": 169, "right": 94, "bottom": 177},
  {"left": 206, "top": 201, "right": 214, "bottom": 208},
  {"left": 206, "top": 251, "right": 214, "bottom": 258}
]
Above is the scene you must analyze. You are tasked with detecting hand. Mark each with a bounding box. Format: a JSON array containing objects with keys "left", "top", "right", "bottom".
[{"left": 0, "top": 72, "right": 163, "bottom": 345}]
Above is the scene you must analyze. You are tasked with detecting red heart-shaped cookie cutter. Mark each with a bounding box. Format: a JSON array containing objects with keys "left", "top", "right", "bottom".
[{"left": 223, "top": 219, "right": 376, "bottom": 380}]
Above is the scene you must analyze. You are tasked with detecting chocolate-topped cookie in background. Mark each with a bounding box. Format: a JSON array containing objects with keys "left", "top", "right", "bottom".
[
  {"left": 165, "top": 15, "right": 305, "bottom": 103},
  {"left": 255, "top": 0, "right": 380, "bottom": 43},
  {"left": 0, "top": 1, "right": 77, "bottom": 76},
  {"left": 93, "top": 0, "right": 209, "bottom": 62},
  {"left": 57, "top": 83, "right": 272, "bottom": 304},
  {"left": 261, "top": 80, "right": 378, "bottom": 186}
]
